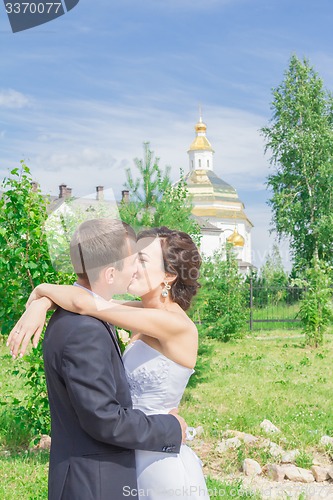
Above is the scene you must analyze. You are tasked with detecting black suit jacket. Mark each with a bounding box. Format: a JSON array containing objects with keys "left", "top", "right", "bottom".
[{"left": 43, "top": 307, "right": 181, "bottom": 500}]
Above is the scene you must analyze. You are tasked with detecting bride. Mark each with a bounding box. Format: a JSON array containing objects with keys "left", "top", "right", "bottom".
[{"left": 8, "top": 225, "right": 209, "bottom": 499}]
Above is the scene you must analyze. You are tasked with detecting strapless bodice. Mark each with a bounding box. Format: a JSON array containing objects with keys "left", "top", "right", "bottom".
[{"left": 123, "top": 340, "right": 194, "bottom": 415}]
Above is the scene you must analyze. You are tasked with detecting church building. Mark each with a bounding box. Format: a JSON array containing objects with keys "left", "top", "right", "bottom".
[{"left": 180, "top": 116, "right": 253, "bottom": 273}]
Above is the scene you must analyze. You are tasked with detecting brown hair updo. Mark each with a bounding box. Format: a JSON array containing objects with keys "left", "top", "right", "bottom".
[{"left": 137, "top": 226, "right": 201, "bottom": 311}]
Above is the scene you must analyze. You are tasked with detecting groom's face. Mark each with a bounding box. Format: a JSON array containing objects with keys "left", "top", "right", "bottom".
[
  {"left": 111, "top": 253, "right": 138, "bottom": 295},
  {"left": 107, "top": 237, "right": 138, "bottom": 295}
]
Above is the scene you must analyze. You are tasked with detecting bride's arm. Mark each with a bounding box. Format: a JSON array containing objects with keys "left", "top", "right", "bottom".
[
  {"left": 25, "top": 288, "right": 142, "bottom": 309},
  {"left": 7, "top": 296, "right": 53, "bottom": 357},
  {"left": 36, "top": 284, "right": 189, "bottom": 340},
  {"left": 8, "top": 283, "right": 193, "bottom": 357}
]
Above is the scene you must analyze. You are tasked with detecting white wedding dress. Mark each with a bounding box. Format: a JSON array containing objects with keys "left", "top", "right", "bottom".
[{"left": 123, "top": 339, "right": 210, "bottom": 499}]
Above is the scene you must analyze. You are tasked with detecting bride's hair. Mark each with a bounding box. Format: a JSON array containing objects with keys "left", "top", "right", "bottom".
[{"left": 137, "top": 227, "right": 201, "bottom": 311}]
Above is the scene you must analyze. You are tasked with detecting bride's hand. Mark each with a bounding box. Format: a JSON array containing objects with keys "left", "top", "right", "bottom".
[
  {"left": 25, "top": 284, "right": 44, "bottom": 309},
  {"left": 7, "top": 297, "right": 52, "bottom": 358}
]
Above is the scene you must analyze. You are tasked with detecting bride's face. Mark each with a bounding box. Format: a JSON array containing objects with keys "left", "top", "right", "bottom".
[{"left": 127, "top": 237, "right": 167, "bottom": 298}]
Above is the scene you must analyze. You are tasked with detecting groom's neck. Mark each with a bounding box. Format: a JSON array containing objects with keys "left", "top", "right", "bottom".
[
  {"left": 76, "top": 278, "right": 113, "bottom": 301},
  {"left": 76, "top": 278, "right": 91, "bottom": 291}
]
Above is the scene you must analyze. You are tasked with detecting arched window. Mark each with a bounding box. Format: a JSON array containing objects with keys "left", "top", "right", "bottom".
[
  {"left": 207, "top": 160, "right": 210, "bottom": 168},
  {"left": 198, "top": 159, "right": 201, "bottom": 168}
]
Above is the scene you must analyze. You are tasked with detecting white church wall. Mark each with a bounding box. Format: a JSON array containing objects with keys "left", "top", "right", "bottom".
[
  {"left": 188, "top": 150, "right": 213, "bottom": 171},
  {"left": 198, "top": 233, "right": 221, "bottom": 257}
]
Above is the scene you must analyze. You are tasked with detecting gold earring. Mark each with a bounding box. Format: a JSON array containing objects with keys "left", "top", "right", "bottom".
[{"left": 161, "top": 281, "right": 171, "bottom": 298}]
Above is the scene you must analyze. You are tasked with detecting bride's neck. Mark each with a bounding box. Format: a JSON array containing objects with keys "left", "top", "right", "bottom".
[{"left": 140, "top": 291, "right": 172, "bottom": 310}]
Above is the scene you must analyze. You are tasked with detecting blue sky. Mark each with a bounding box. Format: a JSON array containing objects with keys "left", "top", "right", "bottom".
[{"left": 1, "top": 0, "right": 333, "bottom": 269}]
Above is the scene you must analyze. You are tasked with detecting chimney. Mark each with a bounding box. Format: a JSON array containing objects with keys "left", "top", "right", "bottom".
[
  {"left": 121, "top": 190, "right": 130, "bottom": 203},
  {"left": 30, "top": 181, "right": 39, "bottom": 192},
  {"left": 66, "top": 187, "right": 72, "bottom": 197},
  {"left": 96, "top": 185, "right": 104, "bottom": 201},
  {"left": 59, "top": 184, "right": 67, "bottom": 198}
]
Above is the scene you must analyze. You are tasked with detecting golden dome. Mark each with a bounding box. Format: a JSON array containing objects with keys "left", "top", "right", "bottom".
[
  {"left": 227, "top": 228, "right": 245, "bottom": 247},
  {"left": 188, "top": 116, "right": 214, "bottom": 152},
  {"left": 195, "top": 120, "right": 207, "bottom": 133},
  {"left": 189, "top": 135, "right": 213, "bottom": 151}
]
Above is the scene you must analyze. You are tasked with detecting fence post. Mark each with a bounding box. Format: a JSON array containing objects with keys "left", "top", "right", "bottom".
[{"left": 249, "top": 276, "right": 253, "bottom": 331}]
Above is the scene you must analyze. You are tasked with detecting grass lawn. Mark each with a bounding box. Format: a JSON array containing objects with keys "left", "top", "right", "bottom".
[
  {"left": 182, "top": 327, "right": 333, "bottom": 480},
  {"left": 0, "top": 453, "right": 48, "bottom": 500},
  {"left": 1, "top": 329, "right": 333, "bottom": 499}
]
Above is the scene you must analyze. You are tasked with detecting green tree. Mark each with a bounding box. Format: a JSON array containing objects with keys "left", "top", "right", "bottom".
[
  {"left": 261, "top": 55, "right": 333, "bottom": 272},
  {"left": 0, "top": 163, "right": 68, "bottom": 334},
  {"left": 260, "top": 244, "right": 288, "bottom": 288},
  {"left": 125, "top": 141, "right": 171, "bottom": 208},
  {"left": 191, "top": 245, "right": 248, "bottom": 342},
  {"left": 120, "top": 141, "right": 171, "bottom": 227},
  {"left": 0, "top": 163, "right": 74, "bottom": 442},
  {"left": 153, "top": 172, "right": 200, "bottom": 238},
  {"left": 119, "top": 142, "right": 168, "bottom": 228},
  {"left": 119, "top": 142, "right": 200, "bottom": 236},
  {"left": 252, "top": 244, "right": 289, "bottom": 307}
]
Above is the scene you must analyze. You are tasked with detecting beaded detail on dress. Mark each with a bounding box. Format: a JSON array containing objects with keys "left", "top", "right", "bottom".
[
  {"left": 125, "top": 358, "right": 170, "bottom": 403},
  {"left": 123, "top": 339, "right": 194, "bottom": 415}
]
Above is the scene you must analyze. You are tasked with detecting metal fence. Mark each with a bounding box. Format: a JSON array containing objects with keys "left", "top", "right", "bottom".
[{"left": 248, "top": 280, "right": 305, "bottom": 331}]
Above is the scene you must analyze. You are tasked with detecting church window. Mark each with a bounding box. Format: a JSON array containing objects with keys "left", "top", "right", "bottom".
[{"left": 199, "top": 159, "right": 201, "bottom": 168}]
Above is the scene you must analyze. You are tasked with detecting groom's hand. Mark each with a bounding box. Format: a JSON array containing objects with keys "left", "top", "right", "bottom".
[{"left": 169, "top": 408, "right": 187, "bottom": 444}]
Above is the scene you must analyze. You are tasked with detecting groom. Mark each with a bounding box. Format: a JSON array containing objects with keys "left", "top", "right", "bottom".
[{"left": 43, "top": 218, "right": 185, "bottom": 500}]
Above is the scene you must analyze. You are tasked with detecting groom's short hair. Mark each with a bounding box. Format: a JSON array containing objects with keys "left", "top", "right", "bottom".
[{"left": 70, "top": 218, "right": 136, "bottom": 283}]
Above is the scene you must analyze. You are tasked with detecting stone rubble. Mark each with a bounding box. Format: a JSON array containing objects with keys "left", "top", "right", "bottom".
[
  {"left": 31, "top": 434, "right": 51, "bottom": 452},
  {"left": 281, "top": 449, "right": 300, "bottom": 464},
  {"left": 215, "top": 426, "right": 333, "bottom": 487},
  {"left": 311, "top": 465, "right": 330, "bottom": 482},
  {"left": 243, "top": 458, "right": 262, "bottom": 476},
  {"left": 320, "top": 435, "right": 333, "bottom": 446},
  {"left": 260, "top": 419, "right": 281, "bottom": 434},
  {"left": 216, "top": 436, "right": 242, "bottom": 453}
]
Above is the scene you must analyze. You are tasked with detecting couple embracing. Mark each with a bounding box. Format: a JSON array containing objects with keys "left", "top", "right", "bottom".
[{"left": 8, "top": 218, "right": 209, "bottom": 499}]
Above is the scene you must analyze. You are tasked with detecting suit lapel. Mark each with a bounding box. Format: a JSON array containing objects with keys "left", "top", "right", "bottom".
[{"left": 103, "top": 322, "right": 124, "bottom": 365}]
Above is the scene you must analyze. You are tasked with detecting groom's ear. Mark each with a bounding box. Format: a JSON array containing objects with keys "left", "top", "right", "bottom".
[{"left": 104, "top": 266, "right": 116, "bottom": 285}]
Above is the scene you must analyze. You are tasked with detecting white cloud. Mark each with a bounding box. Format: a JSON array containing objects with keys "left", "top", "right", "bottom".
[
  {"left": 0, "top": 89, "right": 31, "bottom": 109},
  {"left": 0, "top": 94, "right": 270, "bottom": 196}
]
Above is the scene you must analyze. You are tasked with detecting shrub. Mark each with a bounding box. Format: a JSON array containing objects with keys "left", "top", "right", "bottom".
[
  {"left": 191, "top": 246, "right": 248, "bottom": 341},
  {"left": 293, "top": 259, "right": 333, "bottom": 347}
]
